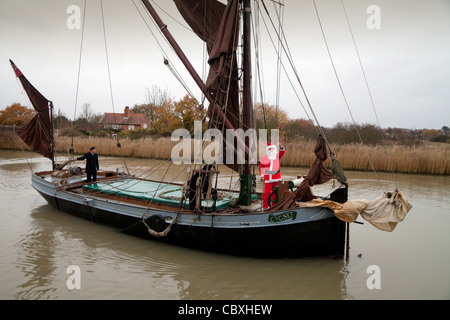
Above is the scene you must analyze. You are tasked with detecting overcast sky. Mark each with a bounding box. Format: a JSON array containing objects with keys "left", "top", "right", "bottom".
[{"left": 1, "top": 0, "right": 449, "bottom": 130}]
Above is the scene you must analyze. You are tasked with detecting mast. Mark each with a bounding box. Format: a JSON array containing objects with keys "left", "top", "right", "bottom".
[
  {"left": 237, "top": 0, "right": 253, "bottom": 206},
  {"left": 140, "top": 0, "right": 248, "bottom": 157}
]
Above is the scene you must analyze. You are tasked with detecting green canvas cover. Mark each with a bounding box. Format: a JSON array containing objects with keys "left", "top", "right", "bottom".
[{"left": 82, "top": 179, "right": 237, "bottom": 209}]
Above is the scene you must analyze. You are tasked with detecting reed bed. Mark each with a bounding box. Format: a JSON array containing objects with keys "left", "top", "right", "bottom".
[{"left": 1, "top": 131, "right": 449, "bottom": 175}]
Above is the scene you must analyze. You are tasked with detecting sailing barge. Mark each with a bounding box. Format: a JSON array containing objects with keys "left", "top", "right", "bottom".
[{"left": 10, "top": 0, "right": 368, "bottom": 258}]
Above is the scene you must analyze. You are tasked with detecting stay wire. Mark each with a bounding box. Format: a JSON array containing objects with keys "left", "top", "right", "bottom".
[
  {"left": 100, "top": 0, "right": 130, "bottom": 175},
  {"left": 312, "top": 0, "right": 384, "bottom": 191},
  {"left": 258, "top": 1, "right": 320, "bottom": 138},
  {"left": 273, "top": 0, "right": 284, "bottom": 127},
  {"left": 71, "top": 0, "right": 87, "bottom": 154},
  {"left": 133, "top": 0, "right": 197, "bottom": 100},
  {"left": 340, "top": 0, "right": 397, "bottom": 188},
  {"left": 252, "top": 1, "right": 267, "bottom": 129}
]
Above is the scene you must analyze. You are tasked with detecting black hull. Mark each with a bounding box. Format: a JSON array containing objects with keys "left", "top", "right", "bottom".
[{"left": 38, "top": 190, "right": 346, "bottom": 258}]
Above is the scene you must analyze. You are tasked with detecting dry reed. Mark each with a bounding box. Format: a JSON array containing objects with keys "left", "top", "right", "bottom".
[{"left": 1, "top": 131, "right": 449, "bottom": 175}]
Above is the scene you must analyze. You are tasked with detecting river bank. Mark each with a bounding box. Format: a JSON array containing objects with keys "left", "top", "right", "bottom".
[{"left": 0, "top": 130, "right": 448, "bottom": 175}]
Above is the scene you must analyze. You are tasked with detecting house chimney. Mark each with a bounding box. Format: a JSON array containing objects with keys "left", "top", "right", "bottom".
[{"left": 124, "top": 106, "right": 130, "bottom": 118}]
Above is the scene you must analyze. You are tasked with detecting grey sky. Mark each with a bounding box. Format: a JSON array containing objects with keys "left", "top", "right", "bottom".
[{"left": 1, "top": 0, "right": 449, "bottom": 130}]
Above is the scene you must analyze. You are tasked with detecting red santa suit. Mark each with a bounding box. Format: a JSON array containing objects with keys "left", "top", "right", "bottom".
[{"left": 259, "top": 143, "right": 286, "bottom": 209}]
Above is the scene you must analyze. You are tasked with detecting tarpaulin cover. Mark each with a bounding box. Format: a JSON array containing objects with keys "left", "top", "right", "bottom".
[
  {"left": 83, "top": 179, "right": 237, "bottom": 209},
  {"left": 297, "top": 189, "right": 412, "bottom": 232}
]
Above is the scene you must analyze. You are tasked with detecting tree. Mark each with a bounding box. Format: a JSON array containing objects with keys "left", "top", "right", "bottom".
[
  {"left": 54, "top": 108, "right": 71, "bottom": 130},
  {"left": 284, "top": 118, "right": 317, "bottom": 140},
  {"left": 150, "top": 99, "right": 180, "bottom": 135},
  {"left": 79, "top": 103, "right": 93, "bottom": 122},
  {"left": 133, "top": 86, "right": 171, "bottom": 123},
  {"left": 75, "top": 103, "right": 102, "bottom": 135},
  {"left": 253, "top": 103, "right": 289, "bottom": 140},
  {"left": 174, "top": 94, "right": 206, "bottom": 134},
  {"left": 0, "top": 103, "right": 35, "bottom": 126},
  {"left": 422, "top": 129, "right": 444, "bottom": 142}
]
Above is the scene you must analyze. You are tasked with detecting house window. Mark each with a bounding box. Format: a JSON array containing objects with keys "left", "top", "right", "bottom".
[
  {"left": 128, "top": 125, "right": 134, "bottom": 130},
  {"left": 143, "top": 123, "right": 148, "bottom": 129},
  {"left": 112, "top": 124, "right": 119, "bottom": 130}
]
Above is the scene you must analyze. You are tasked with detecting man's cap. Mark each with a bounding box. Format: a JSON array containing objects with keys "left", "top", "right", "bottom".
[{"left": 90, "top": 146, "right": 96, "bottom": 150}]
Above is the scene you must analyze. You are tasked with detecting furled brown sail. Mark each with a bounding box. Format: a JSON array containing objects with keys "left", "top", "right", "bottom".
[
  {"left": 10, "top": 59, "right": 54, "bottom": 161},
  {"left": 174, "top": 0, "right": 241, "bottom": 172}
]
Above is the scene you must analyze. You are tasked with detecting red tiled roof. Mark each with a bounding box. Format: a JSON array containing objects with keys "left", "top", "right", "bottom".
[{"left": 99, "top": 112, "right": 148, "bottom": 126}]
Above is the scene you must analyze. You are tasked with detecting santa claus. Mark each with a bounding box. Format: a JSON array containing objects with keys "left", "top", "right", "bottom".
[{"left": 259, "top": 142, "right": 286, "bottom": 209}]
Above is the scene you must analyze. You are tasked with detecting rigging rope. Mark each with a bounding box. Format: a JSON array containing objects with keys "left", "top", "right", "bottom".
[
  {"left": 70, "top": 0, "right": 87, "bottom": 155},
  {"left": 252, "top": 1, "right": 267, "bottom": 129},
  {"left": 312, "top": 0, "right": 385, "bottom": 190},
  {"left": 258, "top": 1, "right": 322, "bottom": 139},
  {"left": 340, "top": 0, "right": 397, "bottom": 187},
  {"left": 100, "top": 0, "right": 130, "bottom": 175},
  {"left": 273, "top": 0, "right": 284, "bottom": 128},
  {"left": 132, "top": 0, "right": 198, "bottom": 100}
]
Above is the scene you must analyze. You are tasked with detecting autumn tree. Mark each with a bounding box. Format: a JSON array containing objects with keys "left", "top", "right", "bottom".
[
  {"left": 0, "top": 103, "right": 35, "bottom": 126},
  {"left": 284, "top": 118, "right": 317, "bottom": 140},
  {"left": 150, "top": 99, "right": 181, "bottom": 135},
  {"left": 253, "top": 103, "right": 289, "bottom": 140},
  {"left": 174, "top": 94, "right": 206, "bottom": 134},
  {"left": 422, "top": 129, "right": 446, "bottom": 142}
]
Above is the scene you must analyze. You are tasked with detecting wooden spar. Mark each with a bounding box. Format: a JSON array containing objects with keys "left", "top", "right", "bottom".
[
  {"left": 237, "top": 0, "right": 253, "bottom": 206},
  {"left": 140, "top": 0, "right": 248, "bottom": 157},
  {"left": 242, "top": 0, "right": 253, "bottom": 175},
  {"left": 49, "top": 101, "right": 55, "bottom": 170}
]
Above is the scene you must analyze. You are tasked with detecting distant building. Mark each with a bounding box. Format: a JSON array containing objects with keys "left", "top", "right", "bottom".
[{"left": 98, "top": 106, "right": 149, "bottom": 132}]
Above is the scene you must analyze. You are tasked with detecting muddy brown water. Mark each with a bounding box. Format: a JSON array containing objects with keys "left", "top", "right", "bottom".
[{"left": 0, "top": 150, "right": 448, "bottom": 300}]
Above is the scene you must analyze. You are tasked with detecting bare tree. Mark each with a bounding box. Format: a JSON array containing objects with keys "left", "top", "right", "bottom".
[
  {"left": 141, "top": 85, "right": 171, "bottom": 122},
  {"left": 79, "top": 103, "right": 93, "bottom": 122}
]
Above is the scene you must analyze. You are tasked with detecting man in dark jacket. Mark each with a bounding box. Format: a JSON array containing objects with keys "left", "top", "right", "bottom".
[{"left": 75, "top": 147, "right": 99, "bottom": 182}]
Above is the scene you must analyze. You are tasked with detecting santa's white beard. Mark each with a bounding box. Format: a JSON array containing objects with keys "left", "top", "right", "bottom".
[{"left": 267, "top": 150, "right": 277, "bottom": 161}]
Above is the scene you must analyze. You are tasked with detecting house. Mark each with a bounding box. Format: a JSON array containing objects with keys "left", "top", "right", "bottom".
[{"left": 98, "top": 106, "right": 149, "bottom": 132}]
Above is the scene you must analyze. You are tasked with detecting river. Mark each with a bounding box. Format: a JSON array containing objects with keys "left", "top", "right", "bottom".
[{"left": 0, "top": 149, "right": 449, "bottom": 300}]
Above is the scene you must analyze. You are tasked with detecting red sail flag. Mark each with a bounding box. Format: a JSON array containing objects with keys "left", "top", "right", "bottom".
[
  {"left": 11, "top": 62, "right": 23, "bottom": 77},
  {"left": 9, "top": 59, "right": 54, "bottom": 161}
]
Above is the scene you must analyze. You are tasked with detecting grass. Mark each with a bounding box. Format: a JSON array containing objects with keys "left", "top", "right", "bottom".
[{"left": 1, "top": 130, "right": 449, "bottom": 175}]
